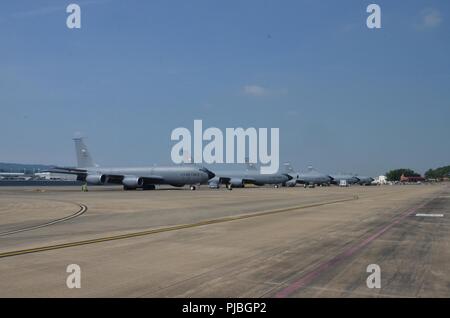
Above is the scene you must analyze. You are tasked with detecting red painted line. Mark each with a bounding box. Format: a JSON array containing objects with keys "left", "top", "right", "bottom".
[{"left": 275, "top": 199, "right": 430, "bottom": 298}]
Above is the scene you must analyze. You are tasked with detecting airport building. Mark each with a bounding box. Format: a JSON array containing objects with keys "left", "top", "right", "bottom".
[
  {"left": 400, "top": 174, "right": 425, "bottom": 183},
  {"left": 34, "top": 172, "right": 77, "bottom": 181}
]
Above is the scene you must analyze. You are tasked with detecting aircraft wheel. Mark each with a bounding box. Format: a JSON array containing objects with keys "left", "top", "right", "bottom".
[
  {"left": 274, "top": 184, "right": 279, "bottom": 188},
  {"left": 190, "top": 185, "right": 196, "bottom": 191}
]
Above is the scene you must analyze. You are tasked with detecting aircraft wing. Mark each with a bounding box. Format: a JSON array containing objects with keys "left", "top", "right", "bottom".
[
  {"left": 84, "top": 174, "right": 165, "bottom": 185},
  {"left": 218, "top": 176, "right": 257, "bottom": 184},
  {"left": 217, "top": 177, "right": 231, "bottom": 184},
  {"left": 47, "top": 167, "right": 165, "bottom": 185},
  {"left": 141, "top": 175, "right": 165, "bottom": 184},
  {"left": 105, "top": 175, "right": 165, "bottom": 185},
  {"left": 296, "top": 177, "right": 307, "bottom": 184},
  {"left": 46, "top": 166, "right": 87, "bottom": 175}
]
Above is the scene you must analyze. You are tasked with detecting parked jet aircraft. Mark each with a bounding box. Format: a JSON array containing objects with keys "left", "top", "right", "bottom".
[
  {"left": 330, "top": 174, "right": 360, "bottom": 185},
  {"left": 50, "top": 138, "right": 215, "bottom": 190},
  {"left": 208, "top": 163, "right": 292, "bottom": 189},
  {"left": 0, "top": 172, "right": 25, "bottom": 179},
  {"left": 283, "top": 164, "right": 333, "bottom": 188},
  {"left": 356, "top": 176, "right": 375, "bottom": 185}
]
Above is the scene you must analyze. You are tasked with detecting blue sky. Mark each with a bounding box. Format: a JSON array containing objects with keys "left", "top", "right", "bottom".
[{"left": 0, "top": 0, "right": 449, "bottom": 176}]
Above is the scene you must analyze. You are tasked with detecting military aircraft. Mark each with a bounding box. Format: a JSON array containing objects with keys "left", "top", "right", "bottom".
[
  {"left": 0, "top": 172, "right": 25, "bottom": 180},
  {"left": 330, "top": 174, "right": 360, "bottom": 185},
  {"left": 50, "top": 138, "right": 215, "bottom": 190},
  {"left": 207, "top": 163, "right": 292, "bottom": 190},
  {"left": 283, "top": 164, "right": 333, "bottom": 188},
  {"left": 356, "top": 176, "right": 375, "bottom": 185}
]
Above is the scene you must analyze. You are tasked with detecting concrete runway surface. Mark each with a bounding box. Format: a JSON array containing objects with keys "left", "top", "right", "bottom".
[{"left": 0, "top": 184, "right": 448, "bottom": 297}]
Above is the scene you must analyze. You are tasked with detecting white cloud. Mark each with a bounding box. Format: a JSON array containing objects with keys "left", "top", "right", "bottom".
[
  {"left": 420, "top": 8, "right": 443, "bottom": 28},
  {"left": 243, "top": 84, "right": 268, "bottom": 97},
  {"left": 242, "top": 85, "right": 287, "bottom": 97},
  {"left": 11, "top": 5, "right": 63, "bottom": 18}
]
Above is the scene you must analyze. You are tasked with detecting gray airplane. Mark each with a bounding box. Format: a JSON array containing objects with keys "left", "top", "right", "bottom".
[
  {"left": 208, "top": 163, "right": 292, "bottom": 190},
  {"left": 356, "top": 176, "right": 375, "bottom": 185},
  {"left": 50, "top": 138, "right": 215, "bottom": 190},
  {"left": 283, "top": 164, "right": 333, "bottom": 188},
  {"left": 330, "top": 174, "right": 360, "bottom": 185}
]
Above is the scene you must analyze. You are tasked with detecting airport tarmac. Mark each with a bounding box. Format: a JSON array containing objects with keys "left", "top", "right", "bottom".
[{"left": 0, "top": 184, "right": 449, "bottom": 297}]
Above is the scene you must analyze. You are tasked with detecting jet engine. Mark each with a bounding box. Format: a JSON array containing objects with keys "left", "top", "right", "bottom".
[
  {"left": 208, "top": 177, "right": 220, "bottom": 189},
  {"left": 229, "top": 178, "right": 244, "bottom": 188},
  {"left": 208, "top": 181, "right": 220, "bottom": 189},
  {"left": 285, "top": 179, "right": 297, "bottom": 187},
  {"left": 85, "top": 174, "right": 107, "bottom": 185},
  {"left": 122, "top": 176, "right": 144, "bottom": 188}
]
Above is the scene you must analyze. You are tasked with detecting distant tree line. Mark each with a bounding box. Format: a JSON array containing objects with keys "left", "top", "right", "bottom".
[
  {"left": 425, "top": 165, "right": 450, "bottom": 179},
  {"left": 385, "top": 169, "right": 420, "bottom": 181},
  {"left": 385, "top": 165, "right": 450, "bottom": 181}
]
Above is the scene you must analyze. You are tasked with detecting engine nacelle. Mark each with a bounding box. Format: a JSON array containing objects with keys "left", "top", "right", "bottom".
[
  {"left": 122, "top": 176, "right": 144, "bottom": 188},
  {"left": 229, "top": 178, "right": 244, "bottom": 188},
  {"left": 85, "top": 174, "right": 107, "bottom": 185},
  {"left": 208, "top": 177, "right": 220, "bottom": 189},
  {"left": 285, "top": 179, "right": 297, "bottom": 187},
  {"left": 208, "top": 181, "right": 220, "bottom": 189}
]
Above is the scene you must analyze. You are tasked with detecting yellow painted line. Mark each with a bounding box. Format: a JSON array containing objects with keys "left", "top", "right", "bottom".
[{"left": 0, "top": 196, "right": 358, "bottom": 259}]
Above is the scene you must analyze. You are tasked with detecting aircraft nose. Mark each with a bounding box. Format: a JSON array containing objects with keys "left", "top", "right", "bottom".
[{"left": 199, "top": 167, "right": 216, "bottom": 179}]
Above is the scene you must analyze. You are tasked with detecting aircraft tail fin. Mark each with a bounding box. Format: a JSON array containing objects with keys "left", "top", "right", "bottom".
[
  {"left": 73, "top": 137, "right": 96, "bottom": 168},
  {"left": 283, "top": 162, "right": 295, "bottom": 173}
]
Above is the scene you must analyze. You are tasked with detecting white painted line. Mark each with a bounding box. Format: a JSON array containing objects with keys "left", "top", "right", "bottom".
[{"left": 415, "top": 213, "right": 444, "bottom": 217}]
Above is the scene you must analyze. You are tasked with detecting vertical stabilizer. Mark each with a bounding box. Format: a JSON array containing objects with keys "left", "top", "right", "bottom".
[
  {"left": 283, "top": 162, "right": 295, "bottom": 173},
  {"left": 73, "top": 137, "right": 95, "bottom": 168}
]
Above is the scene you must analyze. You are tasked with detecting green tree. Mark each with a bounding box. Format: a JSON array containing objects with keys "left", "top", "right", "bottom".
[
  {"left": 425, "top": 165, "right": 450, "bottom": 179},
  {"left": 425, "top": 169, "right": 435, "bottom": 179}
]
